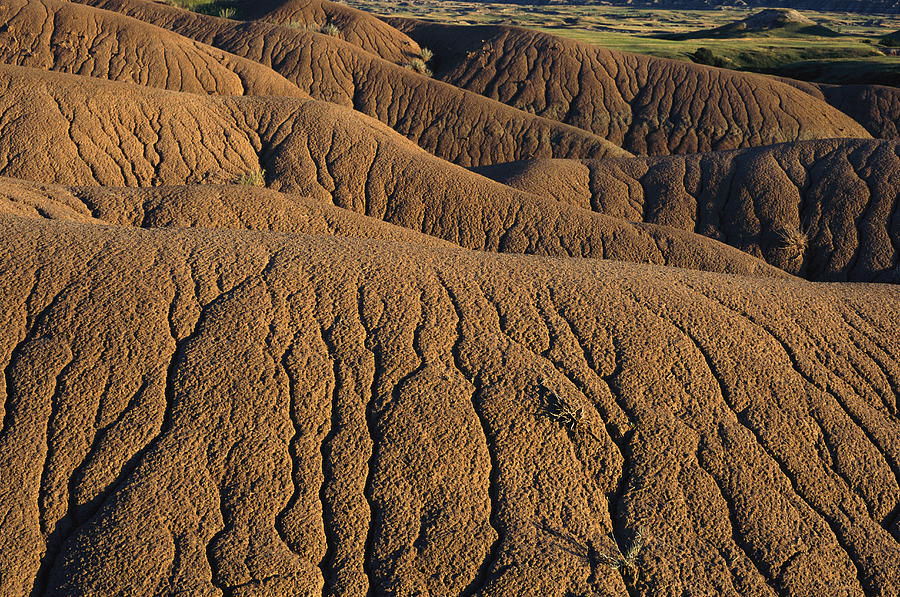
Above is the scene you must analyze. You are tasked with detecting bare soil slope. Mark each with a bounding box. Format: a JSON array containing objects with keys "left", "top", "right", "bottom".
[
  {"left": 0, "top": 66, "right": 780, "bottom": 276},
  {"left": 236, "top": 0, "right": 421, "bottom": 62},
  {"left": 0, "top": 2, "right": 897, "bottom": 596},
  {"left": 1, "top": 214, "right": 898, "bottom": 596},
  {"left": 475, "top": 139, "right": 900, "bottom": 282},
  {"left": 0, "top": 0, "right": 304, "bottom": 97},
  {"left": 390, "top": 19, "right": 872, "bottom": 154},
  {"left": 817, "top": 84, "right": 900, "bottom": 139},
  {"left": 76, "top": 0, "right": 871, "bottom": 159},
  {"left": 69, "top": 0, "right": 630, "bottom": 166},
  {"left": 0, "top": 177, "right": 453, "bottom": 246}
]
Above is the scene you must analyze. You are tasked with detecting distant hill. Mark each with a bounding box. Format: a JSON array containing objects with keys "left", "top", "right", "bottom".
[
  {"left": 460, "top": 0, "right": 900, "bottom": 16},
  {"left": 661, "top": 9, "right": 843, "bottom": 39},
  {"left": 880, "top": 29, "right": 900, "bottom": 45}
]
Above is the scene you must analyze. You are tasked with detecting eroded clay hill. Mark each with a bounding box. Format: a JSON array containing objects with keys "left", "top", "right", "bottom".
[
  {"left": 0, "top": 1, "right": 898, "bottom": 595},
  {"left": 0, "top": 66, "right": 781, "bottom": 276},
  {"left": 1, "top": 214, "right": 899, "bottom": 596},
  {"left": 817, "top": 84, "right": 900, "bottom": 140},
  {"left": 67, "top": 0, "right": 630, "bottom": 166},
  {"left": 237, "top": 0, "right": 421, "bottom": 63},
  {"left": 0, "top": 0, "right": 304, "bottom": 97},
  {"left": 0, "top": 177, "right": 453, "bottom": 247},
  {"left": 74, "top": 0, "right": 871, "bottom": 159},
  {"left": 389, "top": 19, "right": 872, "bottom": 154},
  {"left": 475, "top": 138, "right": 900, "bottom": 282}
]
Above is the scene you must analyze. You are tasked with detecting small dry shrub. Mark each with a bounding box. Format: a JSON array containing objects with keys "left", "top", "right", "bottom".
[
  {"left": 404, "top": 57, "right": 432, "bottom": 76},
  {"left": 235, "top": 169, "right": 266, "bottom": 187},
  {"left": 594, "top": 526, "right": 645, "bottom": 574},
  {"left": 773, "top": 226, "right": 809, "bottom": 261}
]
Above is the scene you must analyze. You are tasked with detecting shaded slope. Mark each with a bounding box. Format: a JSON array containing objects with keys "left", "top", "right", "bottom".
[
  {"left": 236, "top": 0, "right": 421, "bottom": 63},
  {"left": 0, "top": 177, "right": 452, "bottom": 247},
  {"left": 817, "top": 84, "right": 900, "bottom": 139},
  {"left": 0, "top": 0, "right": 304, "bottom": 97},
  {"left": 389, "top": 19, "right": 872, "bottom": 155},
  {"left": 0, "top": 214, "right": 898, "bottom": 595},
  {"left": 0, "top": 67, "right": 780, "bottom": 277},
  {"left": 70, "top": 0, "right": 629, "bottom": 166},
  {"left": 475, "top": 139, "right": 900, "bottom": 282}
]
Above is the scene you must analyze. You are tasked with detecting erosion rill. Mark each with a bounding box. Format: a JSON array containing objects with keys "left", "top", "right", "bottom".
[{"left": 0, "top": 0, "right": 897, "bottom": 595}]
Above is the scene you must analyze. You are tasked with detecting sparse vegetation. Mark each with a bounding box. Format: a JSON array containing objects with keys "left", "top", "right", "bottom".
[
  {"left": 545, "top": 391, "right": 600, "bottom": 441},
  {"left": 235, "top": 169, "right": 266, "bottom": 187},
  {"left": 774, "top": 226, "right": 809, "bottom": 261},
  {"left": 420, "top": 47, "right": 434, "bottom": 63},
  {"left": 404, "top": 57, "right": 432, "bottom": 76},
  {"left": 167, "top": 0, "right": 240, "bottom": 18},
  {"left": 288, "top": 21, "right": 341, "bottom": 36},
  {"left": 594, "top": 526, "right": 646, "bottom": 575}
]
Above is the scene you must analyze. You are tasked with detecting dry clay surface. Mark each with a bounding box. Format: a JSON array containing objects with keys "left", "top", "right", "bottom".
[
  {"left": 76, "top": 0, "right": 870, "bottom": 160},
  {"left": 1, "top": 214, "right": 899, "bottom": 596},
  {"left": 0, "top": 177, "right": 455, "bottom": 247},
  {"left": 817, "top": 84, "right": 900, "bottom": 141},
  {"left": 475, "top": 138, "right": 900, "bottom": 283},
  {"left": 0, "top": 65, "right": 786, "bottom": 277},
  {"left": 68, "top": 0, "right": 630, "bottom": 167},
  {"left": 0, "top": 0, "right": 305, "bottom": 97},
  {"left": 239, "top": 0, "right": 421, "bottom": 63},
  {"left": 390, "top": 19, "right": 872, "bottom": 155}
]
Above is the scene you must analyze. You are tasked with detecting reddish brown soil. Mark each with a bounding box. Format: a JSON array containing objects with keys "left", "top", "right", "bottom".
[
  {"left": 474, "top": 138, "right": 900, "bottom": 282},
  {"left": 0, "top": 0, "right": 305, "bottom": 97},
  {"left": 0, "top": 1, "right": 897, "bottom": 596},
  {"left": 387, "top": 18, "right": 872, "bottom": 154},
  {"left": 237, "top": 0, "right": 421, "bottom": 63}
]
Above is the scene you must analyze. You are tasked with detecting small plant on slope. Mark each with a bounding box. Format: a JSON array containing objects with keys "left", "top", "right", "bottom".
[
  {"left": 593, "top": 526, "right": 646, "bottom": 575},
  {"left": 773, "top": 226, "right": 809, "bottom": 261},
  {"left": 545, "top": 391, "right": 600, "bottom": 441},
  {"left": 235, "top": 168, "right": 266, "bottom": 187},
  {"left": 403, "top": 57, "right": 432, "bottom": 76},
  {"left": 321, "top": 23, "right": 341, "bottom": 37}
]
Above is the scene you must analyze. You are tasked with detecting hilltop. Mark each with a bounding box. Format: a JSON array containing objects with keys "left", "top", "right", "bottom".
[{"left": 661, "top": 8, "right": 843, "bottom": 39}]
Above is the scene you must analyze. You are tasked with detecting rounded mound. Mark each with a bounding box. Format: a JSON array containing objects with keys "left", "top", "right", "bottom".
[
  {"left": 1, "top": 214, "right": 898, "bottom": 595},
  {"left": 0, "top": 66, "right": 783, "bottom": 278},
  {"left": 390, "top": 19, "right": 870, "bottom": 154},
  {"left": 0, "top": 0, "right": 304, "bottom": 97},
  {"left": 475, "top": 139, "right": 900, "bottom": 282},
  {"left": 238, "top": 0, "right": 420, "bottom": 63}
]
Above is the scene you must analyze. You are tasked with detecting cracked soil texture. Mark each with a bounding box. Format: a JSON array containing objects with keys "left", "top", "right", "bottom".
[
  {"left": 474, "top": 138, "right": 900, "bottom": 282},
  {"left": 0, "top": 0, "right": 897, "bottom": 595}
]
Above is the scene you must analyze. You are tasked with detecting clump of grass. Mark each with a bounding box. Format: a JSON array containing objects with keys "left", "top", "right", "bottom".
[
  {"left": 403, "top": 57, "right": 432, "bottom": 76},
  {"left": 235, "top": 169, "right": 266, "bottom": 187},
  {"left": 167, "top": 0, "right": 239, "bottom": 18},
  {"left": 594, "top": 526, "right": 645, "bottom": 575},
  {"left": 545, "top": 391, "right": 600, "bottom": 441},
  {"left": 287, "top": 21, "right": 340, "bottom": 36},
  {"left": 773, "top": 226, "right": 809, "bottom": 261},
  {"left": 546, "top": 391, "right": 584, "bottom": 431},
  {"left": 420, "top": 47, "right": 434, "bottom": 63}
]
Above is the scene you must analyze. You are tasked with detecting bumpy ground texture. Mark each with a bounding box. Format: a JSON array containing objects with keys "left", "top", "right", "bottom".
[{"left": 0, "top": 1, "right": 898, "bottom": 596}]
